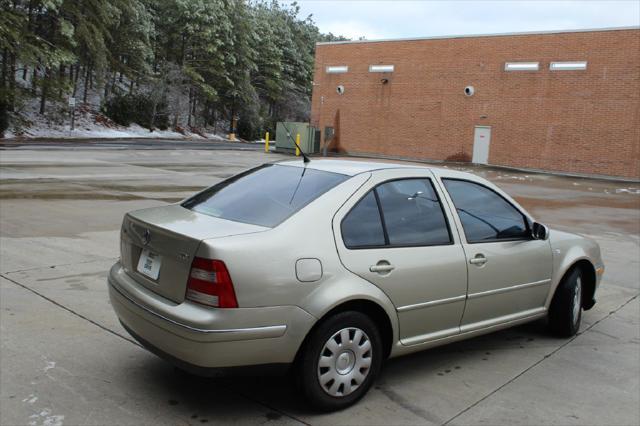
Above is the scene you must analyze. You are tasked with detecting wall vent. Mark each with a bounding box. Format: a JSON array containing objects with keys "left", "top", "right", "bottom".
[
  {"left": 369, "top": 64, "right": 395, "bottom": 73},
  {"left": 326, "top": 65, "right": 348, "bottom": 74},
  {"left": 504, "top": 62, "right": 539, "bottom": 71},
  {"left": 550, "top": 61, "right": 587, "bottom": 71}
]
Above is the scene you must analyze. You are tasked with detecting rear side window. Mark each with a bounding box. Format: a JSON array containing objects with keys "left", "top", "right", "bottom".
[
  {"left": 442, "top": 179, "right": 529, "bottom": 243},
  {"left": 341, "top": 178, "right": 452, "bottom": 249},
  {"left": 377, "top": 179, "right": 451, "bottom": 246},
  {"left": 183, "top": 164, "right": 348, "bottom": 227},
  {"left": 341, "top": 191, "right": 386, "bottom": 248}
]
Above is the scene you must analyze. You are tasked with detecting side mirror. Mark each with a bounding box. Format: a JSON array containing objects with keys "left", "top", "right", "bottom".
[{"left": 532, "top": 222, "right": 549, "bottom": 240}]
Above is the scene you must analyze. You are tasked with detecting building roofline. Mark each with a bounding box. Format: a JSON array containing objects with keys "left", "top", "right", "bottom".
[{"left": 316, "top": 26, "right": 640, "bottom": 46}]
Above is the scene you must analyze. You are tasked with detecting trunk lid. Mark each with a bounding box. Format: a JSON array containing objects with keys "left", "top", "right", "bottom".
[{"left": 120, "top": 204, "right": 267, "bottom": 303}]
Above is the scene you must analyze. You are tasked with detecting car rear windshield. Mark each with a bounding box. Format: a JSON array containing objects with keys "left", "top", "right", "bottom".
[{"left": 182, "top": 164, "right": 349, "bottom": 227}]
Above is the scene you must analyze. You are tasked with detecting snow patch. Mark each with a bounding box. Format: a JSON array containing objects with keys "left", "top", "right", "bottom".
[
  {"left": 28, "top": 409, "right": 64, "bottom": 426},
  {"left": 13, "top": 121, "right": 214, "bottom": 140},
  {"left": 2, "top": 98, "right": 228, "bottom": 141},
  {"left": 43, "top": 360, "right": 56, "bottom": 372},
  {"left": 22, "top": 394, "right": 38, "bottom": 404},
  {"left": 43, "top": 415, "right": 65, "bottom": 426},
  {"left": 615, "top": 188, "right": 640, "bottom": 195}
]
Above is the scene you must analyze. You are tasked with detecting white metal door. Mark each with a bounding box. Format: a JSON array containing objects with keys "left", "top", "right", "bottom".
[{"left": 472, "top": 126, "right": 491, "bottom": 164}]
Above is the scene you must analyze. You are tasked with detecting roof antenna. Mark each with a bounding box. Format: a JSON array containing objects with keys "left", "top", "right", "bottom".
[
  {"left": 295, "top": 139, "right": 311, "bottom": 164},
  {"left": 282, "top": 123, "right": 311, "bottom": 164}
]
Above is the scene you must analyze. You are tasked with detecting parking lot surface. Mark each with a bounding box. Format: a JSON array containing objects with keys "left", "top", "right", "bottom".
[{"left": 1, "top": 144, "right": 638, "bottom": 425}]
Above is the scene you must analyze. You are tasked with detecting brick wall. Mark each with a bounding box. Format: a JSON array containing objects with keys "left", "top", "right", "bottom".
[{"left": 310, "top": 28, "right": 640, "bottom": 179}]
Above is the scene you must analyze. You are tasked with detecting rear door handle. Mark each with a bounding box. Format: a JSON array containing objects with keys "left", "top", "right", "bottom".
[
  {"left": 469, "top": 255, "right": 487, "bottom": 266},
  {"left": 370, "top": 264, "right": 395, "bottom": 273}
]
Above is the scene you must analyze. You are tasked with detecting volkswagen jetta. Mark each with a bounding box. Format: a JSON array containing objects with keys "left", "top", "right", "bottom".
[{"left": 108, "top": 159, "right": 604, "bottom": 410}]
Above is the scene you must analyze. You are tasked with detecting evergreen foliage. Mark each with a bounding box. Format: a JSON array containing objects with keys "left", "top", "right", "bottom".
[
  {"left": 103, "top": 92, "right": 169, "bottom": 129},
  {"left": 0, "top": 0, "right": 348, "bottom": 138}
]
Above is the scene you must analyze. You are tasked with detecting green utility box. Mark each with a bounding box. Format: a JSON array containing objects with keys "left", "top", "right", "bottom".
[{"left": 275, "top": 122, "right": 320, "bottom": 154}]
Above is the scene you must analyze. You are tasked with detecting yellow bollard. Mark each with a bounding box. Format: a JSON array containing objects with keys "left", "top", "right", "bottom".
[
  {"left": 265, "top": 132, "right": 270, "bottom": 153},
  {"left": 295, "top": 133, "right": 301, "bottom": 156}
]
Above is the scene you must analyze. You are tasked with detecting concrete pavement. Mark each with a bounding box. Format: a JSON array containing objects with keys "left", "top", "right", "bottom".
[
  {"left": 0, "top": 138, "right": 264, "bottom": 151},
  {"left": 1, "top": 146, "right": 638, "bottom": 425}
]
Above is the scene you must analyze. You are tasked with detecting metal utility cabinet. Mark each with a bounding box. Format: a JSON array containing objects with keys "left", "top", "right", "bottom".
[{"left": 275, "top": 122, "right": 320, "bottom": 154}]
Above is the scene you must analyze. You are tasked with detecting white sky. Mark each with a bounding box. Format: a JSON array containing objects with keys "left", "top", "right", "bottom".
[{"left": 289, "top": 0, "right": 640, "bottom": 40}]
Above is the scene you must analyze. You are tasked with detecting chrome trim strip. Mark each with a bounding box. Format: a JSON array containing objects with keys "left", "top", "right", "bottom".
[
  {"left": 460, "top": 307, "right": 547, "bottom": 334},
  {"left": 396, "top": 280, "right": 550, "bottom": 312},
  {"left": 396, "top": 307, "right": 547, "bottom": 348},
  {"left": 400, "top": 326, "right": 460, "bottom": 346},
  {"left": 109, "top": 280, "right": 287, "bottom": 338},
  {"left": 467, "top": 279, "right": 551, "bottom": 300},
  {"left": 397, "top": 294, "right": 466, "bottom": 312}
]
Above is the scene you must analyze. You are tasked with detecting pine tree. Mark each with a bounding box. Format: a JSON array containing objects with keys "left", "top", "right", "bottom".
[{"left": 0, "top": 0, "right": 348, "bottom": 137}]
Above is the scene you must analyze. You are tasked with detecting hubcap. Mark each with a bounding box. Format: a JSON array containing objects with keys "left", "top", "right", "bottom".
[
  {"left": 317, "top": 327, "right": 372, "bottom": 397},
  {"left": 573, "top": 276, "right": 582, "bottom": 325}
]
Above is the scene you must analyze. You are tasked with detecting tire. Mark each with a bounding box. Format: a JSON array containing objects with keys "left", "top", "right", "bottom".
[
  {"left": 548, "top": 268, "right": 583, "bottom": 337},
  {"left": 296, "top": 311, "right": 383, "bottom": 411}
]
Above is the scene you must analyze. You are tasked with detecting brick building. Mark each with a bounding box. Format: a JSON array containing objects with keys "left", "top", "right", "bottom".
[{"left": 310, "top": 27, "right": 640, "bottom": 179}]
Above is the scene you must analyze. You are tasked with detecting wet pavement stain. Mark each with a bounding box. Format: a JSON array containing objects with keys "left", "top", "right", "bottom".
[
  {"left": 35, "top": 271, "right": 108, "bottom": 282},
  {"left": 85, "top": 184, "right": 206, "bottom": 193},
  {"left": 377, "top": 385, "right": 443, "bottom": 424},
  {"left": 67, "top": 282, "right": 88, "bottom": 291},
  {"left": 0, "top": 191, "right": 146, "bottom": 200},
  {"left": 265, "top": 412, "right": 282, "bottom": 421},
  {"left": 0, "top": 163, "right": 118, "bottom": 168}
]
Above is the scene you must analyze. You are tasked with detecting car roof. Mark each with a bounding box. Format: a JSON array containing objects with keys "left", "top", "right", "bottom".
[{"left": 276, "top": 158, "right": 436, "bottom": 176}]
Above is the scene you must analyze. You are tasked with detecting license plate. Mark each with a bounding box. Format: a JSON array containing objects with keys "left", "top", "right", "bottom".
[{"left": 137, "top": 249, "right": 161, "bottom": 280}]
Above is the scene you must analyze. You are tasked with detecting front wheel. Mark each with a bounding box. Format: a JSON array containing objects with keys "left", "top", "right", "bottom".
[
  {"left": 296, "top": 311, "right": 383, "bottom": 411},
  {"left": 548, "top": 268, "right": 583, "bottom": 337}
]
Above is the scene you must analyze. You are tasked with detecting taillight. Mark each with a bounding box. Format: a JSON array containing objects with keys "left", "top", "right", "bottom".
[{"left": 186, "top": 257, "right": 238, "bottom": 308}]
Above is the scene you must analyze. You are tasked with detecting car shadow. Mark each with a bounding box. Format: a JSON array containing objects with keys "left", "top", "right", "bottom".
[
  {"left": 127, "top": 357, "right": 301, "bottom": 423},
  {"left": 125, "top": 318, "right": 561, "bottom": 420},
  {"left": 379, "top": 318, "right": 554, "bottom": 381}
]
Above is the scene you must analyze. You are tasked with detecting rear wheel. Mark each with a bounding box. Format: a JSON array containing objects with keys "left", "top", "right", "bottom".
[
  {"left": 297, "top": 311, "right": 382, "bottom": 411},
  {"left": 549, "top": 268, "right": 583, "bottom": 337}
]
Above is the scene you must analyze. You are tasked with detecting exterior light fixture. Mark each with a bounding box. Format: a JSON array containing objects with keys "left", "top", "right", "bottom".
[
  {"left": 550, "top": 61, "right": 587, "bottom": 71},
  {"left": 326, "top": 65, "right": 348, "bottom": 74},
  {"left": 369, "top": 64, "right": 394, "bottom": 73},
  {"left": 504, "top": 62, "right": 539, "bottom": 71}
]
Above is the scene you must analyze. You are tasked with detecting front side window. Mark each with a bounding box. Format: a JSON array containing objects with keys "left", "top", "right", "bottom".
[
  {"left": 442, "top": 179, "right": 529, "bottom": 243},
  {"left": 341, "top": 178, "right": 451, "bottom": 249},
  {"left": 183, "top": 164, "right": 348, "bottom": 227}
]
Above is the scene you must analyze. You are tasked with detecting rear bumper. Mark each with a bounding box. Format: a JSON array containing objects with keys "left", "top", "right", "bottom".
[
  {"left": 120, "top": 321, "right": 291, "bottom": 376},
  {"left": 108, "top": 262, "right": 316, "bottom": 368}
]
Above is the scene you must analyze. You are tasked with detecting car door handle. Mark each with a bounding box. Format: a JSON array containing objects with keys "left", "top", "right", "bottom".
[
  {"left": 370, "top": 264, "right": 395, "bottom": 273},
  {"left": 469, "top": 255, "right": 487, "bottom": 266}
]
